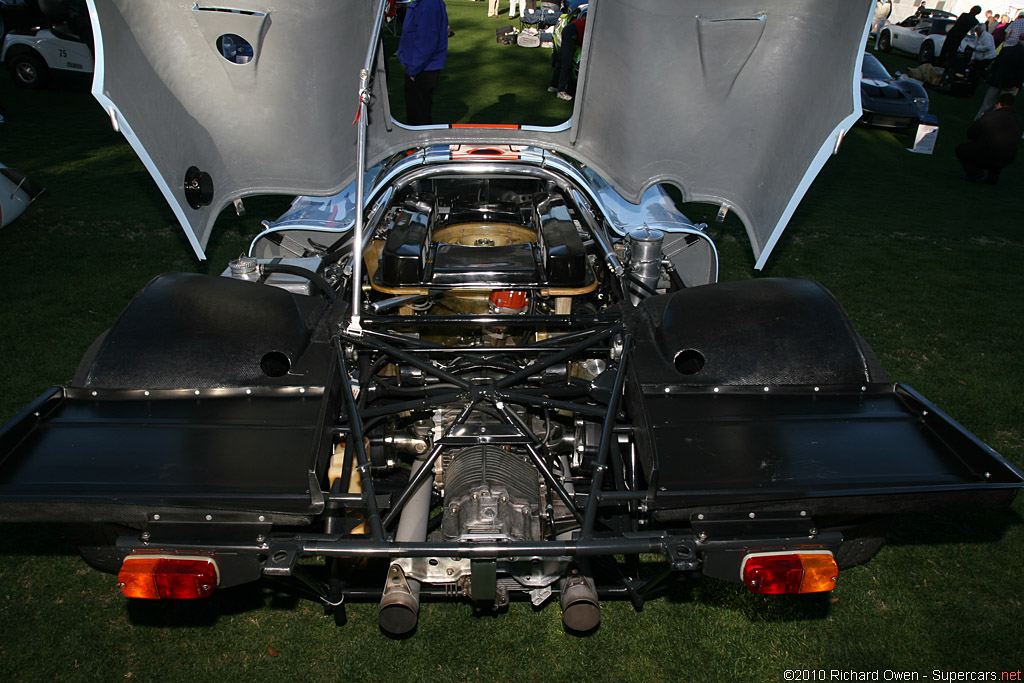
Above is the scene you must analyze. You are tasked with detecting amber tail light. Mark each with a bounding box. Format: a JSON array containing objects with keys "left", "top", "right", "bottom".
[
  {"left": 118, "top": 554, "right": 219, "bottom": 599},
  {"left": 741, "top": 551, "right": 838, "bottom": 594}
]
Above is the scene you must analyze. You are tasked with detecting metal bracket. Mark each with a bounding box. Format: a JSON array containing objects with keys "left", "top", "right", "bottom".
[
  {"left": 691, "top": 511, "right": 819, "bottom": 541},
  {"left": 382, "top": 562, "right": 415, "bottom": 599},
  {"left": 262, "top": 544, "right": 300, "bottom": 577},
  {"left": 139, "top": 512, "right": 272, "bottom": 548},
  {"left": 661, "top": 540, "right": 699, "bottom": 571},
  {"left": 470, "top": 559, "right": 497, "bottom": 602}
]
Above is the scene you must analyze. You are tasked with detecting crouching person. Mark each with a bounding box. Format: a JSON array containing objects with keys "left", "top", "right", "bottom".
[{"left": 956, "top": 93, "right": 1024, "bottom": 184}]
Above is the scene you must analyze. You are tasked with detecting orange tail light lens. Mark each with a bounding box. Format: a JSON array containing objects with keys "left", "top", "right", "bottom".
[
  {"left": 741, "top": 551, "right": 838, "bottom": 594},
  {"left": 118, "top": 554, "right": 219, "bottom": 599}
]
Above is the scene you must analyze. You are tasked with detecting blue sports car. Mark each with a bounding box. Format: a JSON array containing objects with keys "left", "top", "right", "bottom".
[{"left": 859, "top": 52, "right": 929, "bottom": 128}]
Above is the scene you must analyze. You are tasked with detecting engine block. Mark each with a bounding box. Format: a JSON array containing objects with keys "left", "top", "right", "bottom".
[{"left": 442, "top": 445, "right": 543, "bottom": 542}]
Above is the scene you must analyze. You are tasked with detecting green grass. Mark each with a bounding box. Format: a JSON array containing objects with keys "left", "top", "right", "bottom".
[
  {"left": 385, "top": 3, "right": 571, "bottom": 125},
  {"left": 1, "top": 6, "right": 1022, "bottom": 680}
]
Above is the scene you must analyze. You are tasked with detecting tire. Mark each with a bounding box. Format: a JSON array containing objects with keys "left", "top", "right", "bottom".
[
  {"left": 8, "top": 51, "right": 49, "bottom": 89},
  {"left": 878, "top": 30, "right": 892, "bottom": 52},
  {"left": 834, "top": 519, "right": 889, "bottom": 569},
  {"left": 919, "top": 40, "right": 935, "bottom": 64},
  {"left": 835, "top": 535, "right": 886, "bottom": 569}
]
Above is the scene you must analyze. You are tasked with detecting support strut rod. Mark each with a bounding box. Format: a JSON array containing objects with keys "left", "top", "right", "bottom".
[
  {"left": 339, "top": 331, "right": 473, "bottom": 389},
  {"left": 379, "top": 399, "right": 479, "bottom": 530},
  {"left": 581, "top": 333, "right": 633, "bottom": 538},
  {"left": 495, "top": 322, "right": 622, "bottom": 389},
  {"left": 493, "top": 401, "right": 586, "bottom": 527},
  {"left": 334, "top": 337, "right": 385, "bottom": 540},
  {"left": 347, "top": 0, "right": 389, "bottom": 333}
]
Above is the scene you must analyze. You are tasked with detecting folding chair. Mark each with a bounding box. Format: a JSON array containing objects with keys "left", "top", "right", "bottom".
[{"left": 520, "top": 6, "right": 543, "bottom": 32}]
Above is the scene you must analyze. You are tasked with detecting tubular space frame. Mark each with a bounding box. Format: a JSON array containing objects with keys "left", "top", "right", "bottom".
[{"left": 331, "top": 319, "right": 632, "bottom": 543}]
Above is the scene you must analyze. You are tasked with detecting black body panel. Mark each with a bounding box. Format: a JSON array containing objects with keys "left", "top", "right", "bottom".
[
  {"left": 632, "top": 278, "right": 877, "bottom": 388},
  {"left": 80, "top": 272, "right": 323, "bottom": 390},
  {"left": 637, "top": 385, "right": 1022, "bottom": 517},
  {"left": 623, "top": 277, "right": 1022, "bottom": 516},
  {"left": 0, "top": 385, "right": 337, "bottom": 523},
  {"left": 0, "top": 274, "right": 1019, "bottom": 600}
]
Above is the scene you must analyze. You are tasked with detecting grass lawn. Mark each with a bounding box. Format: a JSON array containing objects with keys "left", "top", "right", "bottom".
[{"left": 0, "top": 3, "right": 1022, "bottom": 680}]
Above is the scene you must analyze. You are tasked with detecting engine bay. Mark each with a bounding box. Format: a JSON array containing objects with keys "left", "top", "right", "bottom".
[
  {"left": 372, "top": 177, "right": 593, "bottom": 294},
  {"left": 3, "top": 160, "right": 1018, "bottom": 638}
]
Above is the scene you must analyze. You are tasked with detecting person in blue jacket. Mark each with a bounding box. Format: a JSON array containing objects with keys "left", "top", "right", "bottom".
[{"left": 397, "top": 0, "right": 449, "bottom": 125}]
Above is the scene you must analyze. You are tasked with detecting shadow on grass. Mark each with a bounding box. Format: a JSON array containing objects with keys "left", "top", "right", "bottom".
[
  {"left": 0, "top": 523, "right": 78, "bottom": 557},
  {"left": 125, "top": 582, "right": 286, "bottom": 627},
  {"left": 467, "top": 92, "right": 516, "bottom": 124},
  {"left": 659, "top": 573, "right": 834, "bottom": 623}
]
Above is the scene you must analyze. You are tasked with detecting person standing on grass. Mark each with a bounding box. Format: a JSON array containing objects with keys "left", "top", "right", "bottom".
[
  {"left": 397, "top": 0, "right": 449, "bottom": 126},
  {"left": 548, "top": 11, "right": 585, "bottom": 101},
  {"left": 939, "top": 5, "right": 981, "bottom": 67},
  {"left": 873, "top": 0, "right": 892, "bottom": 51},
  {"left": 992, "top": 15, "right": 1011, "bottom": 45},
  {"left": 956, "top": 93, "right": 1024, "bottom": 185},
  {"left": 973, "top": 38, "right": 1024, "bottom": 120},
  {"left": 1004, "top": 12, "right": 1024, "bottom": 46}
]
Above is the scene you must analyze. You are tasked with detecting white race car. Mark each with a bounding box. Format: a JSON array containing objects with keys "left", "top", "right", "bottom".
[
  {"left": 1, "top": 0, "right": 1020, "bottom": 639},
  {"left": 878, "top": 16, "right": 954, "bottom": 63},
  {"left": 2, "top": 25, "right": 93, "bottom": 88}
]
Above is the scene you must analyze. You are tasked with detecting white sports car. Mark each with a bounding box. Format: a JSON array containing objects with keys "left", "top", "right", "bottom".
[
  {"left": 0, "top": 0, "right": 1020, "bottom": 638},
  {"left": 878, "top": 16, "right": 954, "bottom": 63}
]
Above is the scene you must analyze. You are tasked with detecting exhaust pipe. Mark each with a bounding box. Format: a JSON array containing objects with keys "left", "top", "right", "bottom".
[
  {"left": 553, "top": 457, "right": 600, "bottom": 632},
  {"left": 378, "top": 563, "right": 420, "bottom": 635},
  {"left": 378, "top": 454, "right": 431, "bottom": 635},
  {"left": 560, "top": 566, "right": 600, "bottom": 632}
]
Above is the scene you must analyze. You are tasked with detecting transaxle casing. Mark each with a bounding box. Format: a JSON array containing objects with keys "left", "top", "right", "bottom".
[{"left": 442, "top": 444, "right": 543, "bottom": 542}]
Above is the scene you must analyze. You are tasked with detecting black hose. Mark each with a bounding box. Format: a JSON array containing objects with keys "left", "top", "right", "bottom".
[
  {"left": 357, "top": 352, "right": 371, "bottom": 409},
  {"left": 447, "top": 359, "right": 523, "bottom": 374},
  {"left": 375, "top": 381, "right": 464, "bottom": 396},
  {"left": 262, "top": 263, "right": 338, "bottom": 302},
  {"left": 511, "top": 384, "right": 590, "bottom": 398},
  {"left": 320, "top": 231, "right": 357, "bottom": 266}
]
